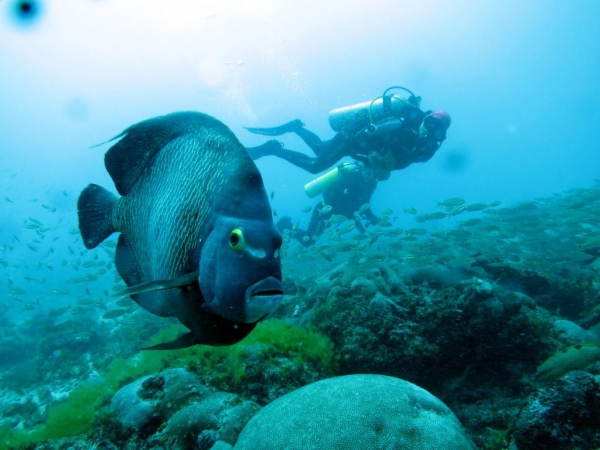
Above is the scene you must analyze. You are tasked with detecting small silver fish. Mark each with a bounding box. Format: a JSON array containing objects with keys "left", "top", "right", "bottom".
[
  {"left": 464, "top": 203, "right": 489, "bottom": 212},
  {"left": 460, "top": 218, "right": 482, "bottom": 227},
  {"left": 437, "top": 197, "right": 465, "bottom": 208},
  {"left": 326, "top": 214, "right": 347, "bottom": 225},
  {"left": 358, "top": 204, "right": 371, "bottom": 214},
  {"left": 421, "top": 212, "right": 448, "bottom": 221},
  {"left": 406, "top": 228, "right": 427, "bottom": 235},
  {"left": 447, "top": 206, "right": 466, "bottom": 217},
  {"left": 319, "top": 204, "right": 333, "bottom": 215}
]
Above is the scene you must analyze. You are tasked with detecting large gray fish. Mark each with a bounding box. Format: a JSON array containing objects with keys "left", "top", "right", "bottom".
[{"left": 77, "top": 112, "right": 283, "bottom": 349}]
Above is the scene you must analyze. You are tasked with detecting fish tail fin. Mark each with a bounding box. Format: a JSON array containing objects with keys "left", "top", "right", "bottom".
[{"left": 77, "top": 184, "right": 118, "bottom": 249}]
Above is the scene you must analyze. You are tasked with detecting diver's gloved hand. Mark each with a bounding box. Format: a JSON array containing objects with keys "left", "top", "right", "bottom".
[
  {"left": 361, "top": 213, "right": 379, "bottom": 228},
  {"left": 244, "top": 119, "right": 305, "bottom": 136}
]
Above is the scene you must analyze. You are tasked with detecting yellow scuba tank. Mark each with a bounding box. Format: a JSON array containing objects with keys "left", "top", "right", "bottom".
[
  {"left": 328, "top": 86, "right": 422, "bottom": 134},
  {"left": 304, "top": 163, "right": 359, "bottom": 198}
]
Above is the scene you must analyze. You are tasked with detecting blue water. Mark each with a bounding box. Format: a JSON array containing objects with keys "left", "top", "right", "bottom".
[{"left": 1, "top": 1, "right": 600, "bottom": 447}]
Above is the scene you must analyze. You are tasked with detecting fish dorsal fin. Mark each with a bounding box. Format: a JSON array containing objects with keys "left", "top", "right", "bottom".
[
  {"left": 102, "top": 112, "right": 221, "bottom": 195},
  {"left": 113, "top": 270, "right": 199, "bottom": 298}
]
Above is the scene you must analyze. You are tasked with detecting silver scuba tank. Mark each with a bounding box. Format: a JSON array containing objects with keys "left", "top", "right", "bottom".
[
  {"left": 328, "top": 86, "right": 421, "bottom": 134},
  {"left": 329, "top": 95, "right": 406, "bottom": 132}
]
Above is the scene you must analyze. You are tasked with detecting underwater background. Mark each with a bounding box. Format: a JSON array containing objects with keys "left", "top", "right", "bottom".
[{"left": 1, "top": 1, "right": 600, "bottom": 449}]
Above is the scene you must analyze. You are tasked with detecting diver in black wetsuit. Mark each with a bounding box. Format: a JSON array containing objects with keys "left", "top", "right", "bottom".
[
  {"left": 245, "top": 86, "right": 451, "bottom": 177},
  {"left": 245, "top": 87, "right": 451, "bottom": 246},
  {"left": 278, "top": 161, "right": 380, "bottom": 247}
]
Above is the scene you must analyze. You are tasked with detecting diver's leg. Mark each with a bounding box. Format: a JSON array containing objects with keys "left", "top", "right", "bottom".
[
  {"left": 276, "top": 138, "right": 351, "bottom": 173},
  {"left": 306, "top": 205, "right": 324, "bottom": 238},
  {"left": 354, "top": 220, "right": 367, "bottom": 234},
  {"left": 248, "top": 138, "right": 348, "bottom": 173},
  {"left": 294, "top": 130, "right": 348, "bottom": 158},
  {"left": 312, "top": 215, "right": 327, "bottom": 239},
  {"left": 293, "top": 228, "right": 311, "bottom": 247},
  {"left": 272, "top": 149, "right": 337, "bottom": 174},
  {"left": 277, "top": 215, "right": 309, "bottom": 247},
  {"left": 275, "top": 216, "right": 294, "bottom": 234},
  {"left": 246, "top": 140, "right": 325, "bottom": 172},
  {"left": 245, "top": 140, "right": 283, "bottom": 160},
  {"left": 247, "top": 120, "right": 339, "bottom": 157},
  {"left": 291, "top": 128, "right": 329, "bottom": 156}
]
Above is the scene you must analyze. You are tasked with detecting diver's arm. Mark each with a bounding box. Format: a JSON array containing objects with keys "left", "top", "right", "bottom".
[{"left": 411, "top": 134, "right": 443, "bottom": 163}]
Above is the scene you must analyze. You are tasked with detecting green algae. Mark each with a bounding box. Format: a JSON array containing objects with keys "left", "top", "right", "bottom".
[
  {"left": 0, "top": 319, "right": 337, "bottom": 448},
  {"left": 142, "top": 318, "right": 338, "bottom": 393}
]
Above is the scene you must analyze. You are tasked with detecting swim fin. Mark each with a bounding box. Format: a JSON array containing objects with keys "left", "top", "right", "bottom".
[{"left": 244, "top": 119, "right": 305, "bottom": 136}]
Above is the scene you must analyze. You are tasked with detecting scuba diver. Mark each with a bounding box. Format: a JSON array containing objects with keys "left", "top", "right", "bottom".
[
  {"left": 244, "top": 86, "right": 451, "bottom": 177},
  {"left": 277, "top": 161, "right": 381, "bottom": 247}
]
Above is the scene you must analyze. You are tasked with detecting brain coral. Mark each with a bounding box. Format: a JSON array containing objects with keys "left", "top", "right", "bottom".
[{"left": 234, "top": 374, "right": 475, "bottom": 450}]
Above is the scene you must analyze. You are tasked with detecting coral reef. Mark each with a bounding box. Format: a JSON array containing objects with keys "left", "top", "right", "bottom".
[
  {"left": 106, "top": 368, "right": 258, "bottom": 449},
  {"left": 3, "top": 186, "right": 600, "bottom": 449},
  {"left": 305, "top": 269, "right": 557, "bottom": 395},
  {"left": 514, "top": 371, "right": 600, "bottom": 449},
  {"left": 235, "top": 374, "right": 476, "bottom": 449}
]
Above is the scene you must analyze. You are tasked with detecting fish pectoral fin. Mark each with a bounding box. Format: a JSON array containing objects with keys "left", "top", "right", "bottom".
[
  {"left": 112, "top": 270, "right": 199, "bottom": 297},
  {"left": 141, "top": 332, "right": 196, "bottom": 350}
]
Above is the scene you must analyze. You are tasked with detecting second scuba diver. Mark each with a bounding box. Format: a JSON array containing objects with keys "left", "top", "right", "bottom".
[{"left": 279, "top": 161, "right": 380, "bottom": 247}]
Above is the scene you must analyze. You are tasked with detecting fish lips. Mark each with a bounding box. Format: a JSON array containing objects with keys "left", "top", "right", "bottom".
[{"left": 244, "top": 276, "right": 284, "bottom": 323}]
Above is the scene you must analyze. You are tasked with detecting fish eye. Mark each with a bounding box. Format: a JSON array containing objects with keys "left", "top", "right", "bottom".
[{"left": 229, "top": 228, "right": 247, "bottom": 251}]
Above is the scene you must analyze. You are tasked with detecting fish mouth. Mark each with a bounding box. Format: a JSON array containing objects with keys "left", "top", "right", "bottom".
[
  {"left": 245, "top": 276, "right": 284, "bottom": 322},
  {"left": 253, "top": 289, "right": 284, "bottom": 296}
]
